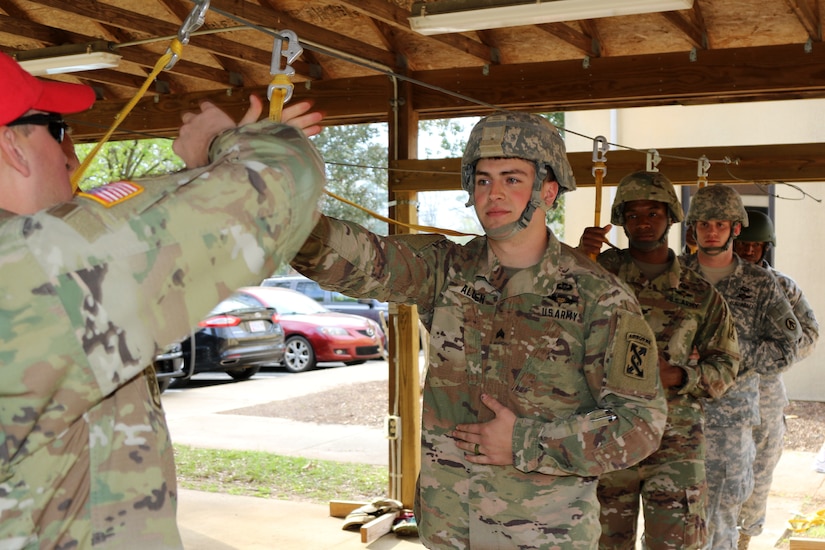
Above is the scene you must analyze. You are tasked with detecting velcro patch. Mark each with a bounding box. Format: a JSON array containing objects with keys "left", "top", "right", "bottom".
[
  {"left": 78, "top": 181, "right": 143, "bottom": 207},
  {"left": 606, "top": 310, "right": 658, "bottom": 397},
  {"left": 623, "top": 334, "right": 650, "bottom": 380}
]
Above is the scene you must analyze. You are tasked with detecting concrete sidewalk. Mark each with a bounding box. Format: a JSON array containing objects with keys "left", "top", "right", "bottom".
[{"left": 164, "top": 364, "right": 825, "bottom": 549}]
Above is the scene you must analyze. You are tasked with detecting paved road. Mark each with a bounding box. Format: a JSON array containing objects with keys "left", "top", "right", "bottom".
[{"left": 162, "top": 360, "right": 393, "bottom": 465}]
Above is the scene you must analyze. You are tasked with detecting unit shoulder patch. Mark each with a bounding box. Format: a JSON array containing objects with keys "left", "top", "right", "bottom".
[{"left": 606, "top": 310, "right": 658, "bottom": 397}]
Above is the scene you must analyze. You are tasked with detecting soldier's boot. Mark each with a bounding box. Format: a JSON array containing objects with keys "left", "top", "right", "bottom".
[{"left": 737, "top": 533, "right": 751, "bottom": 550}]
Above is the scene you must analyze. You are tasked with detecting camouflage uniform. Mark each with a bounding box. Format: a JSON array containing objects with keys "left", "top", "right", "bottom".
[
  {"left": 680, "top": 254, "right": 801, "bottom": 549},
  {"left": 0, "top": 120, "right": 326, "bottom": 549},
  {"left": 596, "top": 248, "right": 740, "bottom": 550},
  {"left": 293, "top": 213, "right": 668, "bottom": 549},
  {"left": 738, "top": 262, "right": 819, "bottom": 539}
]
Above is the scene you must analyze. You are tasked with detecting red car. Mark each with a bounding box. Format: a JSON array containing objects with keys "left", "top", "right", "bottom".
[{"left": 236, "top": 286, "right": 385, "bottom": 373}]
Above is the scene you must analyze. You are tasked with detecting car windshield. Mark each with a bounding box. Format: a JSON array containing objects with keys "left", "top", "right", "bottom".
[{"left": 252, "top": 289, "right": 330, "bottom": 315}]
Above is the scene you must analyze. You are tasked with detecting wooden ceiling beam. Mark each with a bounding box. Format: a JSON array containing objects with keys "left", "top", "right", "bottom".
[
  {"left": 208, "top": 0, "right": 398, "bottom": 71},
  {"left": 536, "top": 22, "right": 599, "bottom": 58},
  {"left": 334, "top": 0, "right": 496, "bottom": 64},
  {"left": 409, "top": 42, "right": 825, "bottom": 117},
  {"left": 23, "top": 0, "right": 317, "bottom": 79},
  {"left": 785, "top": 0, "right": 821, "bottom": 41},
  {"left": 390, "top": 142, "right": 825, "bottom": 191},
  {"left": 69, "top": 41, "right": 825, "bottom": 140},
  {"left": 662, "top": 11, "right": 707, "bottom": 50},
  {"left": 67, "top": 76, "right": 394, "bottom": 141}
]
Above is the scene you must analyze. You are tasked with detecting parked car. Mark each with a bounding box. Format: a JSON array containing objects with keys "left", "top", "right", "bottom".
[
  {"left": 172, "top": 293, "right": 286, "bottom": 386},
  {"left": 235, "top": 286, "right": 385, "bottom": 373},
  {"left": 152, "top": 340, "right": 186, "bottom": 393},
  {"left": 261, "top": 275, "right": 389, "bottom": 327}
]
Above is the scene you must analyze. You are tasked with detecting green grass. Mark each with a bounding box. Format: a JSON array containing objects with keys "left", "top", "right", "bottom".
[{"left": 174, "top": 445, "right": 389, "bottom": 504}]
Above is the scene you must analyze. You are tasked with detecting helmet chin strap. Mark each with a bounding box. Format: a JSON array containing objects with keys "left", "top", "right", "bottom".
[
  {"left": 476, "top": 162, "right": 551, "bottom": 241},
  {"left": 483, "top": 190, "right": 547, "bottom": 241}
]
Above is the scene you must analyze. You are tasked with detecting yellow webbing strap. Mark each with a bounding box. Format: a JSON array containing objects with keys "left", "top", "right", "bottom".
[
  {"left": 788, "top": 508, "right": 825, "bottom": 534},
  {"left": 323, "top": 189, "right": 476, "bottom": 238},
  {"left": 267, "top": 74, "right": 292, "bottom": 123},
  {"left": 71, "top": 39, "right": 183, "bottom": 191}
]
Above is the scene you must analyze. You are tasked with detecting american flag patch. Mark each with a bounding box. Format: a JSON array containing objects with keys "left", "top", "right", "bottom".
[{"left": 79, "top": 181, "right": 143, "bottom": 207}]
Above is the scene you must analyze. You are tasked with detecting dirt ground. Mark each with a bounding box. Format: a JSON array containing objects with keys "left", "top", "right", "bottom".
[{"left": 229, "top": 380, "right": 825, "bottom": 453}]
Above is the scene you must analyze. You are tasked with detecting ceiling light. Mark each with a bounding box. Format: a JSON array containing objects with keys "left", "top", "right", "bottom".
[
  {"left": 13, "top": 41, "right": 121, "bottom": 76},
  {"left": 409, "top": 0, "right": 695, "bottom": 35}
]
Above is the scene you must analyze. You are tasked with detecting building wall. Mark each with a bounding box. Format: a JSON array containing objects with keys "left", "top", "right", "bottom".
[{"left": 562, "top": 101, "right": 825, "bottom": 401}]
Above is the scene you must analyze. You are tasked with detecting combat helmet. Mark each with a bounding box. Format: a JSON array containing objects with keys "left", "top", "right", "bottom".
[
  {"left": 461, "top": 111, "right": 576, "bottom": 239},
  {"left": 685, "top": 184, "right": 749, "bottom": 227},
  {"left": 610, "top": 170, "right": 684, "bottom": 226},
  {"left": 685, "top": 184, "right": 748, "bottom": 255},
  {"left": 737, "top": 209, "right": 776, "bottom": 246}
]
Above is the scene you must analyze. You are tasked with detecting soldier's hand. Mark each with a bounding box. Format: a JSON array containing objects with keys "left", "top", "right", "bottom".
[
  {"left": 453, "top": 394, "right": 516, "bottom": 466},
  {"left": 174, "top": 99, "right": 260, "bottom": 168},
  {"left": 578, "top": 225, "right": 612, "bottom": 257},
  {"left": 281, "top": 100, "right": 324, "bottom": 137},
  {"left": 659, "top": 355, "right": 687, "bottom": 389}
]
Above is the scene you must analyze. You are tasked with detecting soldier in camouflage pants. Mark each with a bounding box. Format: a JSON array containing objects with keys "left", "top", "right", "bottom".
[
  {"left": 681, "top": 185, "right": 802, "bottom": 550},
  {"left": 733, "top": 210, "right": 819, "bottom": 549},
  {"left": 293, "top": 112, "right": 668, "bottom": 549},
  {"left": 579, "top": 171, "right": 740, "bottom": 549},
  {"left": 0, "top": 51, "right": 327, "bottom": 549}
]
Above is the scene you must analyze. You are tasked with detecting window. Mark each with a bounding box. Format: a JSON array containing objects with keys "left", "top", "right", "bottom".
[{"left": 295, "top": 281, "right": 325, "bottom": 302}]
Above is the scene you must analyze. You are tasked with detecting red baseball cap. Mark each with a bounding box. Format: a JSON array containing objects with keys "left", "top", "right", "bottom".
[{"left": 0, "top": 52, "right": 96, "bottom": 126}]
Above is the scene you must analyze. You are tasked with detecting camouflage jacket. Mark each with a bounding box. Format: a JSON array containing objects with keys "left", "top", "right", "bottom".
[
  {"left": 597, "top": 248, "right": 740, "bottom": 401},
  {"left": 0, "top": 120, "right": 325, "bottom": 549},
  {"left": 681, "top": 254, "right": 802, "bottom": 426},
  {"left": 293, "top": 216, "right": 667, "bottom": 548},
  {"left": 760, "top": 260, "right": 819, "bottom": 362}
]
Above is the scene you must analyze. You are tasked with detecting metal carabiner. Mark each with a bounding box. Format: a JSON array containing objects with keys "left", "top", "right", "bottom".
[
  {"left": 267, "top": 30, "right": 303, "bottom": 102},
  {"left": 165, "top": 0, "right": 211, "bottom": 70},
  {"left": 646, "top": 149, "right": 661, "bottom": 172},
  {"left": 592, "top": 135, "right": 609, "bottom": 177}
]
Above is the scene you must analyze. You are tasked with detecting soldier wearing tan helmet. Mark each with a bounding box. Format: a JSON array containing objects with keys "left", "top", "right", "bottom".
[
  {"left": 292, "top": 112, "right": 668, "bottom": 548},
  {"left": 579, "top": 171, "right": 739, "bottom": 549},
  {"left": 681, "top": 185, "right": 802, "bottom": 550},
  {"left": 734, "top": 209, "right": 819, "bottom": 549}
]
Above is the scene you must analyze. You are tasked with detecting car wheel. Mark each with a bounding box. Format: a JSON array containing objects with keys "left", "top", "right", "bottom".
[
  {"left": 283, "top": 336, "right": 316, "bottom": 373},
  {"left": 227, "top": 365, "right": 261, "bottom": 381}
]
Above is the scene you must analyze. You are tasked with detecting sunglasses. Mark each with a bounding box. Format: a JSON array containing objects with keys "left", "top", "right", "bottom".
[{"left": 7, "top": 113, "right": 68, "bottom": 144}]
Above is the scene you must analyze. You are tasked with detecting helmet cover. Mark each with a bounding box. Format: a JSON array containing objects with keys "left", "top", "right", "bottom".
[
  {"left": 685, "top": 184, "right": 749, "bottom": 227},
  {"left": 611, "top": 170, "right": 684, "bottom": 226}
]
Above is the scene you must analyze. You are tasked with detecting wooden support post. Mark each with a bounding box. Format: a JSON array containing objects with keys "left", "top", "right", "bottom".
[{"left": 386, "top": 74, "right": 422, "bottom": 510}]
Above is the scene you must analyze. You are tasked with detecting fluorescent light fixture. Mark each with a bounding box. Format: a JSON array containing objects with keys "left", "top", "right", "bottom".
[
  {"left": 409, "top": 0, "right": 695, "bottom": 35},
  {"left": 14, "top": 41, "right": 121, "bottom": 76}
]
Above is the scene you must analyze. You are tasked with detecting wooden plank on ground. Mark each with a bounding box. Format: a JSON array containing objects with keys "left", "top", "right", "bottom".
[
  {"left": 360, "top": 511, "right": 398, "bottom": 544},
  {"left": 790, "top": 538, "right": 825, "bottom": 549},
  {"left": 329, "top": 500, "right": 366, "bottom": 518}
]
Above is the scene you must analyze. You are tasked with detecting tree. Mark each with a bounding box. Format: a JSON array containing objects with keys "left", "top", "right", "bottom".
[
  {"left": 74, "top": 139, "right": 183, "bottom": 191},
  {"left": 310, "top": 123, "right": 388, "bottom": 235}
]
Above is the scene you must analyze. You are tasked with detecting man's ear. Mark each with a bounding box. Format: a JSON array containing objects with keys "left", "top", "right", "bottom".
[
  {"left": 543, "top": 180, "right": 560, "bottom": 207},
  {"left": 733, "top": 221, "right": 742, "bottom": 237},
  {"left": 0, "top": 127, "right": 32, "bottom": 177}
]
